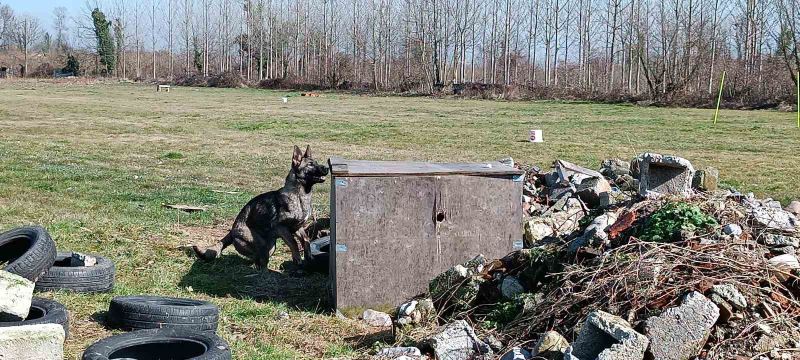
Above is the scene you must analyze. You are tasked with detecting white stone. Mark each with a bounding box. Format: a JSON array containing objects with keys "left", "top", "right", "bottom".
[
  {"left": 711, "top": 284, "right": 747, "bottom": 310},
  {"left": 0, "top": 324, "right": 65, "bottom": 360},
  {"left": 70, "top": 252, "right": 96, "bottom": 267},
  {"left": 642, "top": 292, "right": 719, "bottom": 360},
  {"left": 399, "top": 301, "right": 417, "bottom": 317},
  {"left": 361, "top": 309, "right": 392, "bottom": 327},
  {"left": 500, "top": 346, "right": 532, "bottom": 360},
  {"left": 722, "top": 224, "right": 742, "bottom": 237},
  {"left": 769, "top": 254, "right": 800, "bottom": 281},
  {"left": 376, "top": 346, "right": 422, "bottom": 358},
  {"left": 0, "top": 270, "right": 34, "bottom": 320},
  {"left": 568, "top": 310, "right": 649, "bottom": 360},
  {"left": 750, "top": 206, "right": 798, "bottom": 232},
  {"left": 428, "top": 320, "right": 493, "bottom": 360}
]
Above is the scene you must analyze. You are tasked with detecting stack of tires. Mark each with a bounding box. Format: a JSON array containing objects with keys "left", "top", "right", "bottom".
[
  {"left": 83, "top": 295, "right": 230, "bottom": 359},
  {"left": 0, "top": 225, "right": 231, "bottom": 359},
  {"left": 0, "top": 226, "right": 70, "bottom": 337}
]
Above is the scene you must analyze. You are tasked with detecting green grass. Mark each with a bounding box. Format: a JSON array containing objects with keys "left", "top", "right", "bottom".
[{"left": 0, "top": 80, "right": 799, "bottom": 359}]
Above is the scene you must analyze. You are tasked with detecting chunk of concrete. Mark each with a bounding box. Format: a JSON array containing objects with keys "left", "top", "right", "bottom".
[
  {"left": 576, "top": 177, "right": 614, "bottom": 208},
  {"left": 524, "top": 219, "right": 555, "bottom": 245},
  {"left": 768, "top": 254, "right": 800, "bottom": 281},
  {"left": 711, "top": 284, "right": 747, "bottom": 310},
  {"left": 568, "top": 212, "right": 618, "bottom": 253},
  {"left": 427, "top": 320, "right": 493, "bottom": 360},
  {"left": 533, "top": 330, "right": 569, "bottom": 359},
  {"left": 692, "top": 167, "right": 719, "bottom": 191},
  {"left": 786, "top": 201, "right": 800, "bottom": 216},
  {"left": 0, "top": 270, "right": 34, "bottom": 320},
  {"left": 0, "top": 324, "right": 65, "bottom": 360},
  {"left": 429, "top": 256, "right": 486, "bottom": 312},
  {"left": 566, "top": 310, "right": 649, "bottom": 360},
  {"left": 637, "top": 153, "right": 695, "bottom": 198},
  {"left": 361, "top": 309, "right": 392, "bottom": 327},
  {"left": 762, "top": 234, "right": 800, "bottom": 248},
  {"left": 376, "top": 346, "right": 422, "bottom": 358},
  {"left": 599, "top": 159, "right": 631, "bottom": 180},
  {"left": 749, "top": 207, "right": 798, "bottom": 232},
  {"left": 555, "top": 160, "right": 604, "bottom": 185},
  {"left": 642, "top": 291, "right": 719, "bottom": 360},
  {"left": 500, "top": 347, "right": 532, "bottom": 360}
]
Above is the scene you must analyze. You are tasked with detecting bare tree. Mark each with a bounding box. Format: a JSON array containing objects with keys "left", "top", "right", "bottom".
[{"left": 15, "top": 15, "right": 41, "bottom": 77}]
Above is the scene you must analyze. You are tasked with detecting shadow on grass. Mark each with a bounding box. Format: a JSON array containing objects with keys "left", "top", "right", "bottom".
[
  {"left": 178, "top": 254, "right": 330, "bottom": 313},
  {"left": 90, "top": 310, "right": 109, "bottom": 329},
  {"left": 344, "top": 330, "right": 394, "bottom": 351}
]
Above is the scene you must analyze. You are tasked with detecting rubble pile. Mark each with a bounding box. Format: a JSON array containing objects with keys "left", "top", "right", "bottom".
[{"left": 379, "top": 153, "right": 800, "bottom": 360}]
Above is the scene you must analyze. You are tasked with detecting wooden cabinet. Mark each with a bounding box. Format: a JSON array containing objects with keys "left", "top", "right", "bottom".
[{"left": 328, "top": 158, "right": 524, "bottom": 313}]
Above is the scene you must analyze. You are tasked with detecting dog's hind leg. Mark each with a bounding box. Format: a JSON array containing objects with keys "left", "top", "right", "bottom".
[
  {"left": 193, "top": 232, "right": 234, "bottom": 261},
  {"left": 250, "top": 229, "right": 277, "bottom": 269}
]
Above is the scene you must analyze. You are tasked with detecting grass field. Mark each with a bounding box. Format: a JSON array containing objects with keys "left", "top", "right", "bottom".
[{"left": 0, "top": 80, "right": 799, "bottom": 359}]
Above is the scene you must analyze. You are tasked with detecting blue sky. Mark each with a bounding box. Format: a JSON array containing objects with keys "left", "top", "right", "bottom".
[{"left": 3, "top": 0, "right": 88, "bottom": 31}]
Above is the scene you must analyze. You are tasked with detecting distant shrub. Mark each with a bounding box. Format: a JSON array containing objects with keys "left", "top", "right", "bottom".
[
  {"left": 63, "top": 54, "right": 80, "bottom": 75},
  {"left": 207, "top": 71, "right": 244, "bottom": 88},
  {"left": 175, "top": 74, "right": 206, "bottom": 87},
  {"left": 30, "top": 63, "right": 55, "bottom": 78}
]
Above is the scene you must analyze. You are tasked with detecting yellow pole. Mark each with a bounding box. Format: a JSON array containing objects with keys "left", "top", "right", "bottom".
[{"left": 714, "top": 71, "right": 726, "bottom": 125}]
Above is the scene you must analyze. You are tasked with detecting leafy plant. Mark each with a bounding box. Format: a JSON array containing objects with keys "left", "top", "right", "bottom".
[
  {"left": 160, "top": 151, "right": 185, "bottom": 160},
  {"left": 481, "top": 299, "right": 521, "bottom": 329},
  {"left": 639, "top": 202, "right": 717, "bottom": 242}
]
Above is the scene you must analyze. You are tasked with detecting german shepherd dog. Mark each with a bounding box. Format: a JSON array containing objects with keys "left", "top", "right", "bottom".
[{"left": 193, "top": 145, "right": 329, "bottom": 268}]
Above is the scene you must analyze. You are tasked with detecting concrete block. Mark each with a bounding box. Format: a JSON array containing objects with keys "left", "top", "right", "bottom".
[
  {"left": 567, "top": 310, "right": 649, "bottom": 360},
  {"left": 428, "top": 320, "right": 493, "bottom": 360},
  {"left": 692, "top": 167, "right": 719, "bottom": 191},
  {"left": 642, "top": 291, "right": 719, "bottom": 360},
  {"left": 637, "top": 153, "right": 695, "bottom": 198},
  {"left": 361, "top": 309, "right": 392, "bottom": 327},
  {"left": 0, "top": 270, "right": 34, "bottom": 320},
  {"left": 0, "top": 324, "right": 65, "bottom": 360},
  {"left": 376, "top": 346, "right": 421, "bottom": 358}
]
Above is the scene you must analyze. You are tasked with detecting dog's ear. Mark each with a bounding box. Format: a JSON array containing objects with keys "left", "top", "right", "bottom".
[
  {"left": 303, "top": 145, "right": 312, "bottom": 158},
  {"left": 292, "top": 145, "right": 303, "bottom": 167}
]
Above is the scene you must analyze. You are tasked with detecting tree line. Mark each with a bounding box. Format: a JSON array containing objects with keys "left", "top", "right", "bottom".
[{"left": 1, "top": 0, "right": 800, "bottom": 105}]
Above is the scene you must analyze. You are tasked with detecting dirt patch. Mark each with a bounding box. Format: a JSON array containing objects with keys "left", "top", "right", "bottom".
[{"left": 173, "top": 223, "right": 230, "bottom": 249}]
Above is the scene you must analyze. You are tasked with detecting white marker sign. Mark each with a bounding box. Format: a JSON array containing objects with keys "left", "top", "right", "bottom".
[
  {"left": 529, "top": 129, "right": 543, "bottom": 143},
  {"left": 282, "top": 97, "right": 288, "bottom": 103}
]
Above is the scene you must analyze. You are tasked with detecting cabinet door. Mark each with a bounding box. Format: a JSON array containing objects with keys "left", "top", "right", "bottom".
[
  {"left": 331, "top": 174, "right": 522, "bottom": 311},
  {"left": 332, "top": 176, "right": 437, "bottom": 311},
  {"left": 432, "top": 175, "right": 522, "bottom": 267}
]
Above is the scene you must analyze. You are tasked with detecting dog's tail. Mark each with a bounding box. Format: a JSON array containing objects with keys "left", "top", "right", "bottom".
[{"left": 193, "top": 233, "right": 233, "bottom": 261}]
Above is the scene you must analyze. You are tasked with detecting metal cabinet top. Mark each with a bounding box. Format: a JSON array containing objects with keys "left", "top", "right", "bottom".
[{"left": 328, "top": 157, "right": 524, "bottom": 177}]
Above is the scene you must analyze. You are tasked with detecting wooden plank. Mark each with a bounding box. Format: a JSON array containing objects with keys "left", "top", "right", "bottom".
[
  {"left": 332, "top": 174, "right": 522, "bottom": 311},
  {"left": 328, "top": 157, "right": 523, "bottom": 177}
]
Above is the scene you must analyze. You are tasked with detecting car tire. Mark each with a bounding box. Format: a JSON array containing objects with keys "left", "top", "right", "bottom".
[
  {"left": 108, "top": 295, "right": 219, "bottom": 332},
  {"left": 35, "top": 252, "right": 115, "bottom": 293},
  {"left": 0, "top": 298, "right": 70, "bottom": 337},
  {"left": 82, "top": 328, "right": 231, "bottom": 360},
  {"left": 0, "top": 226, "right": 57, "bottom": 282}
]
